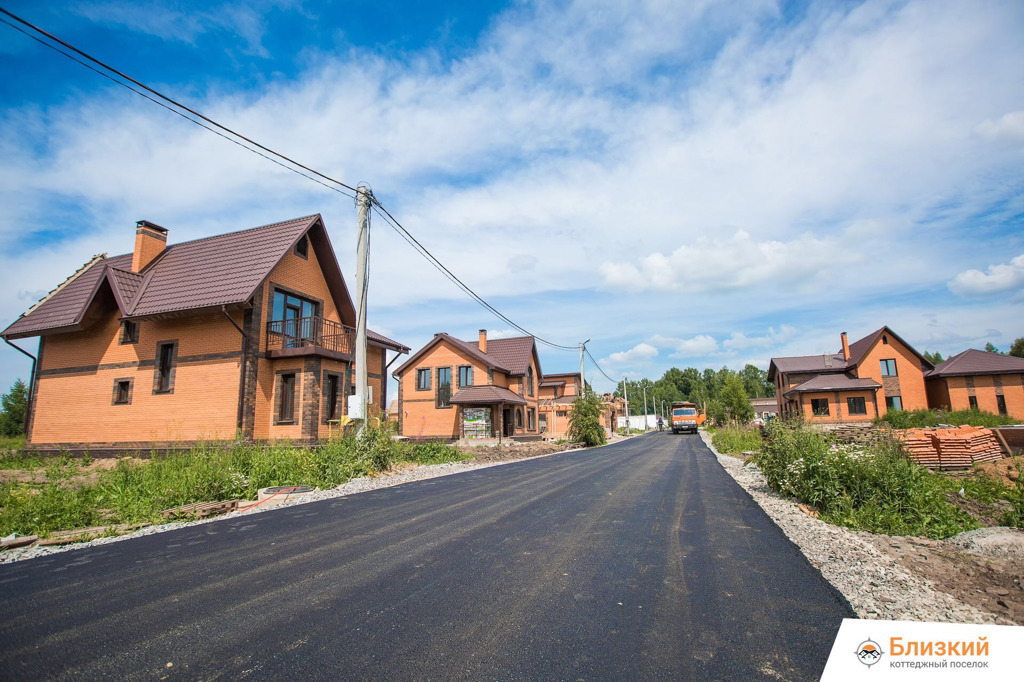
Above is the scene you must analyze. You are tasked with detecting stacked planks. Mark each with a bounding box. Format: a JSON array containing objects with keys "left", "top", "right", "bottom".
[{"left": 897, "top": 426, "right": 1005, "bottom": 470}]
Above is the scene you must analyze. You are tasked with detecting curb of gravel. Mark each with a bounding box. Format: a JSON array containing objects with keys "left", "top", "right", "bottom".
[{"left": 699, "top": 430, "right": 1014, "bottom": 625}]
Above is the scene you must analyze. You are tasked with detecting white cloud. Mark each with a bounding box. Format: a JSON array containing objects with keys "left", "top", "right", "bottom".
[
  {"left": 975, "top": 110, "right": 1024, "bottom": 144},
  {"left": 948, "top": 254, "right": 1024, "bottom": 297},
  {"left": 722, "top": 325, "right": 798, "bottom": 351},
  {"left": 648, "top": 334, "right": 719, "bottom": 358},
  {"left": 602, "top": 343, "right": 659, "bottom": 367}
]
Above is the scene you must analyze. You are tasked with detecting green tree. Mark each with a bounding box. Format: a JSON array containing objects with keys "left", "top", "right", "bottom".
[
  {"left": 985, "top": 342, "right": 1003, "bottom": 354},
  {"left": 721, "top": 374, "right": 755, "bottom": 423},
  {"left": 567, "top": 394, "right": 607, "bottom": 447},
  {"left": 740, "top": 364, "right": 774, "bottom": 398},
  {"left": 1010, "top": 338, "right": 1024, "bottom": 359},
  {"left": 923, "top": 350, "right": 944, "bottom": 365},
  {"left": 0, "top": 378, "right": 28, "bottom": 437}
]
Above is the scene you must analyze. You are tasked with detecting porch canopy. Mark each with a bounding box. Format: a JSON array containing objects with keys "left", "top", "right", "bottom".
[{"left": 449, "top": 385, "right": 527, "bottom": 405}]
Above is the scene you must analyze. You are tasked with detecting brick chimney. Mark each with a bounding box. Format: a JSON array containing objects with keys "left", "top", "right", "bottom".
[
  {"left": 132, "top": 220, "right": 168, "bottom": 273},
  {"left": 841, "top": 332, "right": 850, "bottom": 362},
  {"left": 478, "top": 329, "right": 487, "bottom": 353}
]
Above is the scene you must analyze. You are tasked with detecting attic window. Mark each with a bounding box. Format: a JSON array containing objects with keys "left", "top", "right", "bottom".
[
  {"left": 882, "top": 335, "right": 888, "bottom": 344},
  {"left": 294, "top": 234, "right": 309, "bottom": 259},
  {"left": 120, "top": 320, "right": 139, "bottom": 345}
]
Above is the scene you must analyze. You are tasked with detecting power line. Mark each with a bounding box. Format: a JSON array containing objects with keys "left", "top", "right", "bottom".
[
  {"left": 584, "top": 346, "right": 617, "bottom": 383},
  {"left": 0, "top": 6, "right": 579, "bottom": 352}
]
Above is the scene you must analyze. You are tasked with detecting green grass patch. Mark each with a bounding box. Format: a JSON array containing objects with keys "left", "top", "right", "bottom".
[
  {"left": 0, "top": 428, "right": 467, "bottom": 537},
  {"left": 876, "top": 408, "right": 1018, "bottom": 429},
  {"left": 711, "top": 424, "right": 763, "bottom": 455}
]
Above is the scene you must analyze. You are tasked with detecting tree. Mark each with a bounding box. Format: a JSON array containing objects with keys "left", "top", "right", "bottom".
[
  {"left": 0, "top": 378, "right": 28, "bottom": 437},
  {"left": 984, "top": 342, "right": 1003, "bottom": 354},
  {"left": 720, "top": 374, "right": 754, "bottom": 423},
  {"left": 567, "top": 394, "right": 607, "bottom": 447},
  {"left": 923, "top": 350, "right": 944, "bottom": 365},
  {"left": 740, "top": 364, "right": 774, "bottom": 398},
  {"left": 1010, "top": 338, "right": 1024, "bottom": 359}
]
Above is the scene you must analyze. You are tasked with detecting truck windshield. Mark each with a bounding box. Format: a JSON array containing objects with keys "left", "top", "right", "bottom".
[{"left": 673, "top": 408, "right": 697, "bottom": 416}]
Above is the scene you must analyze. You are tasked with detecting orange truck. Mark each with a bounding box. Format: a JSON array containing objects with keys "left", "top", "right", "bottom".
[{"left": 670, "top": 401, "right": 705, "bottom": 434}]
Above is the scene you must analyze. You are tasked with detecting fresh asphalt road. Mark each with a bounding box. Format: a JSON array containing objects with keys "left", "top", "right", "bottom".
[{"left": 0, "top": 433, "right": 852, "bottom": 680}]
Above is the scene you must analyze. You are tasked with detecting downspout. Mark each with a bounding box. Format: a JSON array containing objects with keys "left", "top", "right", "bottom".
[
  {"left": 4, "top": 338, "right": 37, "bottom": 439},
  {"left": 222, "top": 306, "right": 248, "bottom": 432}
]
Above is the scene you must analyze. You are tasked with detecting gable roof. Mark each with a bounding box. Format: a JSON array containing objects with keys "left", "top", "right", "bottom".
[
  {"left": 487, "top": 336, "right": 538, "bottom": 376},
  {"left": 392, "top": 333, "right": 511, "bottom": 377},
  {"left": 926, "top": 349, "right": 1024, "bottom": 377},
  {"left": 846, "top": 326, "right": 932, "bottom": 370},
  {"left": 2, "top": 215, "right": 358, "bottom": 340},
  {"left": 768, "top": 326, "right": 932, "bottom": 381}
]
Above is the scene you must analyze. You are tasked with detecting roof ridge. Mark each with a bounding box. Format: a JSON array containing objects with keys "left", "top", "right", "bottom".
[
  {"left": 21, "top": 253, "right": 107, "bottom": 318},
  {"left": 157, "top": 214, "right": 321, "bottom": 252}
]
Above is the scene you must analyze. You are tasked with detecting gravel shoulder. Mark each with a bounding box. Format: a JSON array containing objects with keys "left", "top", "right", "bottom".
[{"left": 700, "top": 430, "right": 1023, "bottom": 625}]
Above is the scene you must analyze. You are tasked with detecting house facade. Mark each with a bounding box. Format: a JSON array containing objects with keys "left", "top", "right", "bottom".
[
  {"left": 2, "top": 215, "right": 407, "bottom": 452},
  {"left": 393, "top": 330, "right": 544, "bottom": 441},
  {"left": 768, "top": 327, "right": 932, "bottom": 423},
  {"left": 925, "top": 350, "right": 1024, "bottom": 419},
  {"left": 538, "top": 371, "right": 582, "bottom": 439}
]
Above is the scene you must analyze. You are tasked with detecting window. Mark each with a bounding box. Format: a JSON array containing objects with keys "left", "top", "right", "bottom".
[
  {"left": 882, "top": 335, "right": 889, "bottom": 345},
  {"left": 847, "top": 397, "right": 867, "bottom": 415},
  {"left": 968, "top": 395, "right": 978, "bottom": 410},
  {"left": 539, "top": 412, "right": 547, "bottom": 432},
  {"left": 515, "top": 408, "right": 523, "bottom": 428},
  {"left": 271, "top": 289, "right": 319, "bottom": 347},
  {"left": 277, "top": 372, "right": 297, "bottom": 423},
  {"left": 880, "top": 359, "right": 898, "bottom": 376},
  {"left": 458, "top": 365, "right": 473, "bottom": 387},
  {"left": 294, "top": 234, "right": 309, "bottom": 259},
  {"left": 120, "top": 320, "right": 139, "bottom": 344},
  {"left": 527, "top": 367, "right": 535, "bottom": 397},
  {"left": 436, "top": 367, "right": 452, "bottom": 408},
  {"left": 528, "top": 408, "right": 536, "bottom": 430},
  {"left": 154, "top": 341, "right": 176, "bottom": 393},
  {"left": 885, "top": 396, "right": 903, "bottom": 411},
  {"left": 811, "top": 398, "right": 830, "bottom": 416},
  {"left": 112, "top": 378, "right": 132, "bottom": 405},
  {"left": 997, "top": 394, "right": 1007, "bottom": 415},
  {"left": 416, "top": 368, "right": 431, "bottom": 391},
  {"left": 324, "top": 373, "right": 342, "bottom": 421}
]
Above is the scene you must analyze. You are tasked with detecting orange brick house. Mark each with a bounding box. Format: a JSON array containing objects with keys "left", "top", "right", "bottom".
[
  {"left": 1, "top": 215, "right": 408, "bottom": 452},
  {"left": 925, "top": 350, "right": 1024, "bottom": 420},
  {"left": 393, "top": 330, "right": 544, "bottom": 441},
  {"left": 768, "top": 327, "right": 933, "bottom": 422},
  {"left": 538, "top": 372, "right": 582, "bottom": 439}
]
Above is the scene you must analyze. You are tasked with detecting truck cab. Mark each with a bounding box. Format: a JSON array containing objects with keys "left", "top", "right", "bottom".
[{"left": 670, "top": 402, "right": 705, "bottom": 434}]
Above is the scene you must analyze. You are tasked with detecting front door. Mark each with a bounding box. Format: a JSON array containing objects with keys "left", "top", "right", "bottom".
[{"left": 503, "top": 408, "right": 514, "bottom": 437}]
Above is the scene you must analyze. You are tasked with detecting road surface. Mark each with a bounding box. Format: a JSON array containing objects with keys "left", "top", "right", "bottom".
[{"left": 0, "top": 433, "right": 852, "bottom": 680}]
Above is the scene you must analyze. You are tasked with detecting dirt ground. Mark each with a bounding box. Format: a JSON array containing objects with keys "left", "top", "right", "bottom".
[
  {"left": 972, "top": 457, "right": 1022, "bottom": 486},
  {"left": 0, "top": 457, "right": 126, "bottom": 486},
  {"left": 457, "top": 440, "right": 584, "bottom": 463},
  {"left": 863, "top": 531, "right": 1024, "bottom": 625}
]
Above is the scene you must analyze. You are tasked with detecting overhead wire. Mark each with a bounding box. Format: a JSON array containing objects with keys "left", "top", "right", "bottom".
[
  {"left": 0, "top": 6, "right": 582, "bottom": 352},
  {"left": 584, "top": 346, "right": 618, "bottom": 383}
]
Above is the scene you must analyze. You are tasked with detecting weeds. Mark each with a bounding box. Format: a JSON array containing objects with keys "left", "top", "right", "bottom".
[
  {"left": 876, "top": 408, "right": 1018, "bottom": 429},
  {"left": 711, "top": 424, "right": 763, "bottom": 455}
]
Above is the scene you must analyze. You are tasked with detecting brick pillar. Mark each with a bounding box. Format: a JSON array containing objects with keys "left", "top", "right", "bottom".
[
  {"left": 302, "top": 356, "right": 322, "bottom": 441},
  {"left": 240, "top": 284, "right": 264, "bottom": 439}
]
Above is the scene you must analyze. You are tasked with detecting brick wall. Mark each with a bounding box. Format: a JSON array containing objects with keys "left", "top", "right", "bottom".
[
  {"left": 855, "top": 335, "right": 929, "bottom": 414},
  {"left": 798, "top": 389, "right": 878, "bottom": 423}
]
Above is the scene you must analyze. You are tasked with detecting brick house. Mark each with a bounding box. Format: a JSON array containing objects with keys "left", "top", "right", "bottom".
[
  {"left": 1, "top": 215, "right": 408, "bottom": 452},
  {"left": 925, "top": 350, "right": 1024, "bottom": 419},
  {"left": 393, "top": 330, "right": 544, "bottom": 441},
  {"left": 768, "top": 327, "right": 933, "bottom": 422},
  {"left": 538, "top": 372, "right": 582, "bottom": 439}
]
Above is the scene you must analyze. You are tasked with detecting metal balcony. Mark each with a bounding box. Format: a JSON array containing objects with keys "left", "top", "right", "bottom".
[{"left": 266, "top": 316, "right": 355, "bottom": 360}]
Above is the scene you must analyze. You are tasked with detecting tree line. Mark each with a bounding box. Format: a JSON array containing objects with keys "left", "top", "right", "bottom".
[{"left": 611, "top": 364, "right": 774, "bottom": 424}]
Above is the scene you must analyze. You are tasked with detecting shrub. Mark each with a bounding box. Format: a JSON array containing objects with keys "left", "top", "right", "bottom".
[
  {"left": 754, "top": 420, "right": 976, "bottom": 538},
  {"left": 711, "top": 424, "right": 763, "bottom": 454},
  {"left": 568, "top": 395, "right": 606, "bottom": 447},
  {"left": 876, "top": 408, "right": 1017, "bottom": 429},
  {"left": 404, "top": 441, "right": 467, "bottom": 465}
]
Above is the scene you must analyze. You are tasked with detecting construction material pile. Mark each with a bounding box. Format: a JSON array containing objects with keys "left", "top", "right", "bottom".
[{"left": 897, "top": 426, "right": 1004, "bottom": 470}]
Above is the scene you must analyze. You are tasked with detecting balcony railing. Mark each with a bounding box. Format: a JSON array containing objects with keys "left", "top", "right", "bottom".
[{"left": 266, "top": 316, "right": 355, "bottom": 356}]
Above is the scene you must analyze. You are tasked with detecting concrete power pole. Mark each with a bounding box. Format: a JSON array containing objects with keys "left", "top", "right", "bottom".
[
  {"left": 352, "top": 185, "right": 372, "bottom": 434},
  {"left": 579, "top": 339, "right": 589, "bottom": 398},
  {"left": 622, "top": 377, "right": 630, "bottom": 432},
  {"left": 643, "top": 385, "right": 649, "bottom": 431}
]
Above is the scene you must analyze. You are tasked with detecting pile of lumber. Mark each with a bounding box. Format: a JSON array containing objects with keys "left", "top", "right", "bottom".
[{"left": 896, "top": 426, "right": 1005, "bottom": 470}]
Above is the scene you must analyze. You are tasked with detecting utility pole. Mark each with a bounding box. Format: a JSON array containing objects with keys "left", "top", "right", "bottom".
[
  {"left": 352, "top": 185, "right": 372, "bottom": 434},
  {"left": 622, "top": 377, "right": 630, "bottom": 432},
  {"left": 643, "top": 385, "right": 649, "bottom": 431},
  {"left": 580, "top": 339, "right": 589, "bottom": 398}
]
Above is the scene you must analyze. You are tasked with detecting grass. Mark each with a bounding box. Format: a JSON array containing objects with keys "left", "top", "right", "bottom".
[
  {"left": 0, "top": 430, "right": 468, "bottom": 538},
  {"left": 876, "top": 408, "right": 1018, "bottom": 429},
  {"left": 752, "top": 420, "right": 1024, "bottom": 539},
  {"left": 711, "top": 424, "right": 763, "bottom": 455}
]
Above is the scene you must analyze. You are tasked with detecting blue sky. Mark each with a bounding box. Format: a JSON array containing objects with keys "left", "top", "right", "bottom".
[{"left": 1, "top": 0, "right": 1022, "bottom": 397}]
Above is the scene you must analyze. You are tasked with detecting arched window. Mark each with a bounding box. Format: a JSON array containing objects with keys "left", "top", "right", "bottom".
[
  {"left": 527, "top": 366, "right": 535, "bottom": 397},
  {"left": 516, "top": 408, "right": 524, "bottom": 428}
]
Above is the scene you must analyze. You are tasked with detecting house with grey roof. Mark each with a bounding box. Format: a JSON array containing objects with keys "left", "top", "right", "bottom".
[
  {"left": 767, "top": 326, "right": 933, "bottom": 422},
  {"left": 2, "top": 214, "right": 408, "bottom": 452},
  {"left": 392, "top": 329, "right": 544, "bottom": 441}
]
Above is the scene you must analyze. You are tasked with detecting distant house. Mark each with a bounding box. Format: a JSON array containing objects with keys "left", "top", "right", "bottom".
[
  {"left": 393, "top": 330, "right": 544, "bottom": 441},
  {"left": 749, "top": 397, "right": 778, "bottom": 421},
  {"left": 1, "top": 215, "right": 408, "bottom": 452},
  {"left": 925, "top": 350, "right": 1024, "bottom": 419},
  {"left": 538, "top": 372, "right": 582, "bottom": 438},
  {"left": 767, "top": 327, "right": 933, "bottom": 422}
]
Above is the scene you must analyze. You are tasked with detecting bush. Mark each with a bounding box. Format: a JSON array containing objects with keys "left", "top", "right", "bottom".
[
  {"left": 753, "top": 420, "right": 976, "bottom": 538},
  {"left": 877, "top": 408, "right": 1018, "bottom": 429},
  {"left": 403, "top": 440, "right": 467, "bottom": 465},
  {"left": 711, "top": 424, "right": 763, "bottom": 454},
  {"left": 568, "top": 395, "right": 607, "bottom": 447}
]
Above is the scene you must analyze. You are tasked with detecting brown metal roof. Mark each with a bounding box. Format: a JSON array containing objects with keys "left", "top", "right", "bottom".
[
  {"left": 847, "top": 326, "right": 932, "bottom": 369},
  {"left": 926, "top": 349, "right": 1024, "bottom": 377},
  {"left": 486, "top": 336, "right": 537, "bottom": 376},
  {"left": 392, "top": 333, "right": 511, "bottom": 377},
  {"left": 367, "top": 329, "right": 410, "bottom": 353},
  {"left": 783, "top": 373, "right": 881, "bottom": 396},
  {"left": 768, "top": 354, "right": 849, "bottom": 379},
  {"left": 2, "top": 215, "right": 364, "bottom": 340},
  {"left": 449, "top": 385, "right": 527, "bottom": 406}
]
